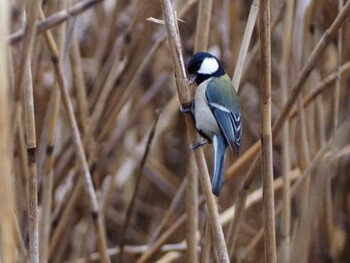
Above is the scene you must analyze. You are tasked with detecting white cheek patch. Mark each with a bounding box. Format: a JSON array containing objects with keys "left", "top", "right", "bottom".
[{"left": 198, "top": 57, "right": 219, "bottom": 75}]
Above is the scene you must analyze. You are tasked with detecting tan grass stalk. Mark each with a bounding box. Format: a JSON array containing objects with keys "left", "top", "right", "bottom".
[
  {"left": 76, "top": 242, "right": 190, "bottom": 262},
  {"left": 0, "top": 0, "right": 16, "bottom": 261},
  {"left": 159, "top": 0, "right": 229, "bottom": 261},
  {"left": 185, "top": 152, "right": 198, "bottom": 263},
  {"left": 71, "top": 36, "right": 90, "bottom": 135},
  {"left": 279, "top": 0, "right": 294, "bottom": 261},
  {"left": 240, "top": 1, "right": 285, "bottom": 87},
  {"left": 49, "top": 177, "right": 83, "bottom": 259},
  {"left": 232, "top": 0, "right": 258, "bottom": 91},
  {"left": 37, "top": 7, "right": 63, "bottom": 263},
  {"left": 17, "top": 1, "right": 44, "bottom": 262},
  {"left": 201, "top": 220, "right": 212, "bottom": 263},
  {"left": 292, "top": 99, "right": 312, "bottom": 263},
  {"left": 194, "top": 0, "right": 213, "bottom": 52},
  {"left": 189, "top": 0, "right": 214, "bottom": 260},
  {"left": 8, "top": 0, "right": 104, "bottom": 45},
  {"left": 225, "top": 0, "right": 259, "bottom": 256},
  {"left": 41, "top": 17, "right": 110, "bottom": 263},
  {"left": 259, "top": 0, "right": 277, "bottom": 261}
]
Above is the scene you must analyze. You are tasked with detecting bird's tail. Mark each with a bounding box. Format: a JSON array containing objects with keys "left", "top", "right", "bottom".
[{"left": 212, "top": 135, "right": 227, "bottom": 196}]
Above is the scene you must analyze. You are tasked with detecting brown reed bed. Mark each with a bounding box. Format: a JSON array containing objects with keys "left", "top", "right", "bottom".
[{"left": 1, "top": 0, "right": 350, "bottom": 262}]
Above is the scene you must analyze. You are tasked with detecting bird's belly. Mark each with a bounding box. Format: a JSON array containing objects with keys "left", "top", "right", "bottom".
[{"left": 195, "top": 83, "right": 220, "bottom": 139}]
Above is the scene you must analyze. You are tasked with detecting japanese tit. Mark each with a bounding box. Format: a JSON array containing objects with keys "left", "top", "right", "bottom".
[{"left": 185, "top": 52, "right": 242, "bottom": 196}]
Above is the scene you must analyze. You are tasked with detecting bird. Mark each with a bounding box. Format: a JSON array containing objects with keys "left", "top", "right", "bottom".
[{"left": 182, "top": 52, "right": 242, "bottom": 196}]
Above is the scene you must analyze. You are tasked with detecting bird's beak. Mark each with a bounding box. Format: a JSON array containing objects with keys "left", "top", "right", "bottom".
[{"left": 188, "top": 74, "right": 197, "bottom": 86}]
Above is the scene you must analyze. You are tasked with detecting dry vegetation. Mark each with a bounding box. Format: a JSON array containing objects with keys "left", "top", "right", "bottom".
[{"left": 1, "top": 0, "right": 350, "bottom": 262}]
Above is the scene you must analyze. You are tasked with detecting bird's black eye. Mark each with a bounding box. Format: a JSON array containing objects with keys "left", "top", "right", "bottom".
[{"left": 195, "top": 63, "right": 201, "bottom": 71}]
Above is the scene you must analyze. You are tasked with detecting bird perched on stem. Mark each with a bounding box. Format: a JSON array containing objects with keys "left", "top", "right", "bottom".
[{"left": 182, "top": 52, "right": 242, "bottom": 196}]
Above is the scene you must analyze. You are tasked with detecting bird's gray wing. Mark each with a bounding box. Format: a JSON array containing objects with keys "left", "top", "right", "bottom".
[{"left": 205, "top": 77, "right": 242, "bottom": 155}]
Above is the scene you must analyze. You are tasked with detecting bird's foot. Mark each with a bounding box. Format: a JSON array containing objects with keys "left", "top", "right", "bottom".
[
  {"left": 190, "top": 137, "right": 209, "bottom": 150},
  {"left": 180, "top": 99, "right": 195, "bottom": 115}
]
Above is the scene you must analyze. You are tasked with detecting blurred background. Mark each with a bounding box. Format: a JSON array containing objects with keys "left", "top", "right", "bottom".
[{"left": 2, "top": 0, "right": 350, "bottom": 262}]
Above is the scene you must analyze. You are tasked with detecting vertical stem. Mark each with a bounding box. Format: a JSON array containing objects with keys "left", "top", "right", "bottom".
[
  {"left": 200, "top": 220, "right": 212, "bottom": 263},
  {"left": 280, "top": 0, "right": 294, "bottom": 261},
  {"left": 194, "top": 0, "right": 213, "bottom": 52},
  {"left": 16, "top": 1, "right": 43, "bottom": 262},
  {"left": 185, "top": 152, "right": 198, "bottom": 263},
  {"left": 191, "top": 1, "right": 213, "bottom": 260},
  {"left": 232, "top": 0, "right": 259, "bottom": 92},
  {"left": 38, "top": 6, "right": 62, "bottom": 263},
  {"left": 259, "top": 0, "right": 277, "bottom": 262},
  {"left": 0, "top": 0, "right": 16, "bottom": 261}
]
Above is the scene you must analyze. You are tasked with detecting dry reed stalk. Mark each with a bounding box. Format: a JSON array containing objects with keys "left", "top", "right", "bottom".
[
  {"left": 293, "top": 100, "right": 312, "bottom": 263},
  {"left": 97, "top": 0, "right": 121, "bottom": 61},
  {"left": 194, "top": 0, "right": 213, "bottom": 52},
  {"left": 325, "top": 0, "right": 344, "bottom": 255},
  {"left": 37, "top": 6, "right": 63, "bottom": 263},
  {"left": 159, "top": 0, "right": 229, "bottom": 261},
  {"left": 240, "top": 1, "right": 285, "bottom": 87},
  {"left": 49, "top": 177, "right": 83, "bottom": 259},
  {"left": 71, "top": 36, "right": 90, "bottom": 135},
  {"left": 225, "top": 0, "right": 259, "bottom": 256},
  {"left": 232, "top": 0, "right": 258, "bottom": 92},
  {"left": 0, "top": 0, "right": 16, "bottom": 261},
  {"left": 75, "top": 243, "right": 189, "bottom": 262},
  {"left": 89, "top": 54, "right": 127, "bottom": 133},
  {"left": 8, "top": 0, "right": 104, "bottom": 45},
  {"left": 200, "top": 221, "right": 212, "bottom": 263},
  {"left": 18, "top": 0, "right": 42, "bottom": 260},
  {"left": 190, "top": 0, "right": 213, "bottom": 260},
  {"left": 259, "top": 1, "right": 277, "bottom": 261},
  {"left": 291, "top": 1, "right": 312, "bottom": 261},
  {"left": 41, "top": 18, "right": 110, "bottom": 263},
  {"left": 279, "top": 0, "right": 294, "bottom": 261},
  {"left": 119, "top": 113, "right": 160, "bottom": 261},
  {"left": 185, "top": 152, "right": 198, "bottom": 263}
]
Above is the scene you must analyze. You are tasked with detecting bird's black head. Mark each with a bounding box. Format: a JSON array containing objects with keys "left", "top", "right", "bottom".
[{"left": 187, "top": 52, "right": 225, "bottom": 85}]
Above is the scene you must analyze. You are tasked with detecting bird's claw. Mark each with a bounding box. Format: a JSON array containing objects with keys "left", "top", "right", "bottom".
[
  {"left": 180, "top": 99, "right": 195, "bottom": 114},
  {"left": 190, "top": 137, "right": 208, "bottom": 150}
]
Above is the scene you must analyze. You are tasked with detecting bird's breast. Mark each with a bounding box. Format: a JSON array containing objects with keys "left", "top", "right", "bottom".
[{"left": 195, "top": 81, "right": 220, "bottom": 139}]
